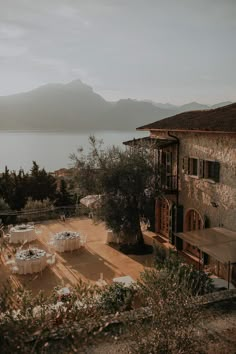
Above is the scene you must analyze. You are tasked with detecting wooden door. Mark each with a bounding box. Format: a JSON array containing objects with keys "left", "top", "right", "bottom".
[
  {"left": 186, "top": 210, "right": 203, "bottom": 232},
  {"left": 184, "top": 209, "right": 203, "bottom": 257}
]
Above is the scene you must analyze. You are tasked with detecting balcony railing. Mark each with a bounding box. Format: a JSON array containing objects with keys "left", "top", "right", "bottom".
[{"left": 160, "top": 175, "right": 177, "bottom": 193}]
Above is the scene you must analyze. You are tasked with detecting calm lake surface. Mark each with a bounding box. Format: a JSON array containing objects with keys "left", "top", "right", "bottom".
[{"left": 0, "top": 131, "right": 147, "bottom": 172}]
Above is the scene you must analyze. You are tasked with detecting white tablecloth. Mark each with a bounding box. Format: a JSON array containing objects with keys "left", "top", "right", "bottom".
[
  {"left": 15, "top": 253, "right": 47, "bottom": 275},
  {"left": 53, "top": 237, "right": 81, "bottom": 252},
  {"left": 10, "top": 228, "right": 36, "bottom": 244}
]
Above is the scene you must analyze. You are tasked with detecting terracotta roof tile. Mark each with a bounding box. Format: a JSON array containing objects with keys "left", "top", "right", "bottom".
[{"left": 137, "top": 103, "right": 236, "bottom": 133}]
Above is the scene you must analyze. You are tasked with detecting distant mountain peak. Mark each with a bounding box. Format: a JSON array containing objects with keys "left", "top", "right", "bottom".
[
  {"left": 181, "top": 101, "right": 209, "bottom": 107},
  {"left": 66, "top": 79, "right": 92, "bottom": 90},
  {"left": 0, "top": 79, "right": 233, "bottom": 132},
  {"left": 32, "top": 79, "right": 93, "bottom": 93}
]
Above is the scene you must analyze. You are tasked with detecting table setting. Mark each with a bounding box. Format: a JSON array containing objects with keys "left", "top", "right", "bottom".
[
  {"left": 52, "top": 231, "right": 81, "bottom": 252},
  {"left": 15, "top": 248, "right": 47, "bottom": 275},
  {"left": 10, "top": 224, "right": 37, "bottom": 244}
]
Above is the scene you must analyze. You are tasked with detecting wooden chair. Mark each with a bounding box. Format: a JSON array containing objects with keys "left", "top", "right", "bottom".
[
  {"left": 11, "top": 265, "right": 20, "bottom": 274},
  {"left": 80, "top": 234, "right": 87, "bottom": 248},
  {"left": 47, "top": 254, "right": 56, "bottom": 266},
  {"left": 8, "top": 225, "right": 13, "bottom": 232}
]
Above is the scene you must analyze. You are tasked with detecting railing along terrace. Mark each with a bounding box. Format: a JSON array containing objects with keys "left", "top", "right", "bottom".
[{"left": 161, "top": 175, "right": 177, "bottom": 192}]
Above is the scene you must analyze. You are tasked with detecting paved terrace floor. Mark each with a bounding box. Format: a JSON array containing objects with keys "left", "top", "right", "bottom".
[{"left": 0, "top": 218, "right": 154, "bottom": 295}]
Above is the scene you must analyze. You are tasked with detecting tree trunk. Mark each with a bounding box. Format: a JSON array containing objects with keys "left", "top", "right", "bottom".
[{"left": 132, "top": 207, "right": 144, "bottom": 246}]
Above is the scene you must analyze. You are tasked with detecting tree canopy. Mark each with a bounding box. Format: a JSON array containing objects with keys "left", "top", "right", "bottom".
[
  {"left": 72, "top": 136, "right": 160, "bottom": 246},
  {"left": 0, "top": 161, "right": 71, "bottom": 212}
]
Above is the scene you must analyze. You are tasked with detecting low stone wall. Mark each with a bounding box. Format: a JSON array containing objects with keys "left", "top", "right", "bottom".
[{"left": 200, "top": 288, "right": 236, "bottom": 305}]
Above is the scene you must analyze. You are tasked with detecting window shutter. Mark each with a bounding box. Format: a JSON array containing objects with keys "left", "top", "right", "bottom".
[
  {"left": 169, "top": 206, "right": 174, "bottom": 244},
  {"left": 203, "top": 253, "right": 209, "bottom": 265},
  {"left": 175, "top": 205, "right": 184, "bottom": 251},
  {"left": 204, "top": 160, "right": 208, "bottom": 178},
  {"left": 213, "top": 161, "right": 220, "bottom": 182},
  {"left": 182, "top": 157, "right": 189, "bottom": 174},
  {"left": 176, "top": 237, "right": 183, "bottom": 251},
  {"left": 198, "top": 159, "right": 204, "bottom": 178},
  {"left": 176, "top": 205, "right": 184, "bottom": 233}
]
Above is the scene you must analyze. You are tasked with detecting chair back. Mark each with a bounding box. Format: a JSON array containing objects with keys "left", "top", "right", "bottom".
[
  {"left": 47, "top": 254, "right": 56, "bottom": 265},
  {"left": 11, "top": 265, "right": 19, "bottom": 274},
  {"left": 8, "top": 224, "right": 13, "bottom": 231},
  {"left": 80, "top": 234, "right": 87, "bottom": 246}
]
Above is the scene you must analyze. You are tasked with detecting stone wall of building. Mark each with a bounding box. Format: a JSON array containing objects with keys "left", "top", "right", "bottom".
[
  {"left": 178, "top": 132, "right": 236, "bottom": 231},
  {"left": 151, "top": 131, "right": 236, "bottom": 231}
]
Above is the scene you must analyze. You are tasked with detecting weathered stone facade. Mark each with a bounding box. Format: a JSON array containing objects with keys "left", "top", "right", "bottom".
[{"left": 151, "top": 131, "right": 236, "bottom": 232}]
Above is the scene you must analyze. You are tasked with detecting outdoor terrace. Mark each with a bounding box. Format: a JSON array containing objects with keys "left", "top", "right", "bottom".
[{"left": 0, "top": 217, "right": 153, "bottom": 295}]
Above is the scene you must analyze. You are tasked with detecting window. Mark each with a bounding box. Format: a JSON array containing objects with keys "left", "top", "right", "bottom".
[
  {"left": 182, "top": 157, "right": 220, "bottom": 182},
  {"left": 190, "top": 158, "right": 198, "bottom": 176},
  {"left": 204, "top": 160, "right": 220, "bottom": 182},
  {"left": 161, "top": 151, "right": 173, "bottom": 189},
  {"left": 183, "top": 157, "right": 199, "bottom": 176}
]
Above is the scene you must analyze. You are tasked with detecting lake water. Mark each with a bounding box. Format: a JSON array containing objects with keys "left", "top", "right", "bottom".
[{"left": 0, "top": 131, "right": 147, "bottom": 172}]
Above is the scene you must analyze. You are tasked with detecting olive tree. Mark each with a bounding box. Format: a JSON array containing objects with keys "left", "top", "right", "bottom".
[{"left": 71, "top": 136, "right": 160, "bottom": 247}]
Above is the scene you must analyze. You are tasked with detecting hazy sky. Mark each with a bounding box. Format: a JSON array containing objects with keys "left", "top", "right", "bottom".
[{"left": 0, "top": 0, "right": 235, "bottom": 104}]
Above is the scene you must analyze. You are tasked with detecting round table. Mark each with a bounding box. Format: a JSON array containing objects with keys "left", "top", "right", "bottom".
[
  {"left": 53, "top": 231, "right": 81, "bottom": 252},
  {"left": 15, "top": 248, "right": 47, "bottom": 275},
  {"left": 10, "top": 225, "right": 36, "bottom": 244}
]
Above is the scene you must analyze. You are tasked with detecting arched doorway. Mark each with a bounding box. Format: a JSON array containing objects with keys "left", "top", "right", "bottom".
[
  {"left": 185, "top": 209, "right": 203, "bottom": 232},
  {"left": 155, "top": 197, "right": 172, "bottom": 240},
  {"left": 184, "top": 209, "right": 203, "bottom": 257}
]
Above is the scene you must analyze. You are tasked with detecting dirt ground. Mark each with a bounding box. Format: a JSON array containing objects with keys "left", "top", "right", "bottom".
[{"left": 0, "top": 217, "right": 154, "bottom": 295}]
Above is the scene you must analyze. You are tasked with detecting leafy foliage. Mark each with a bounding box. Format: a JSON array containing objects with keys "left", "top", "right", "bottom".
[
  {"left": 0, "top": 162, "right": 73, "bottom": 217},
  {"left": 99, "top": 282, "right": 135, "bottom": 313},
  {"left": 154, "top": 246, "right": 214, "bottom": 295},
  {"left": 130, "top": 269, "right": 203, "bottom": 354},
  {"left": 0, "top": 269, "right": 209, "bottom": 353},
  {"left": 55, "top": 179, "right": 73, "bottom": 206},
  {"left": 23, "top": 197, "right": 53, "bottom": 211},
  {"left": 0, "top": 280, "right": 135, "bottom": 353},
  {"left": 0, "top": 166, "right": 27, "bottom": 210},
  {"left": 0, "top": 198, "right": 10, "bottom": 211},
  {"left": 0, "top": 198, "right": 14, "bottom": 224},
  {"left": 16, "top": 198, "right": 55, "bottom": 222},
  {"left": 72, "top": 136, "right": 161, "bottom": 245},
  {"left": 28, "top": 161, "right": 57, "bottom": 202}
]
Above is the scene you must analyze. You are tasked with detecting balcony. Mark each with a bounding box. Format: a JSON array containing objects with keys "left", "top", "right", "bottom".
[{"left": 160, "top": 175, "right": 177, "bottom": 193}]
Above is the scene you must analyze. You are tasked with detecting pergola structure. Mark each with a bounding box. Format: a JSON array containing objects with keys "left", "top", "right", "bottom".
[{"left": 175, "top": 227, "right": 236, "bottom": 288}]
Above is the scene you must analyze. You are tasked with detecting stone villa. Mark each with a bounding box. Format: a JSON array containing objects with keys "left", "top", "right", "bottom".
[{"left": 124, "top": 103, "right": 236, "bottom": 285}]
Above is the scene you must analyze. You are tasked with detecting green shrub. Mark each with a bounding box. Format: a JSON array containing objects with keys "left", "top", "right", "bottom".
[
  {"left": 154, "top": 250, "right": 213, "bottom": 295},
  {"left": 99, "top": 282, "right": 135, "bottom": 313},
  {"left": 131, "top": 268, "right": 203, "bottom": 354},
  {"left": 154, "top": 243, "right": 168, "bottom": 267}
]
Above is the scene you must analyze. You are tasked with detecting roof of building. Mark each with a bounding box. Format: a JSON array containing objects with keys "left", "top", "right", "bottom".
[
  {"left": 137, "top": 103, "right": 236, "bottom": 133},
  {"left": 123, "top": 136, "right": 177, "bottom": 148}
]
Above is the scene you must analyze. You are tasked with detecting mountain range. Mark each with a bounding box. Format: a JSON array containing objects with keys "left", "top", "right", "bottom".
[{"left": 0, "top": 80, "right": 233, "bottom": 132}]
